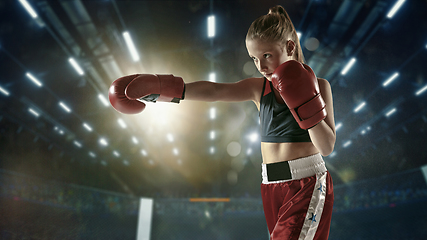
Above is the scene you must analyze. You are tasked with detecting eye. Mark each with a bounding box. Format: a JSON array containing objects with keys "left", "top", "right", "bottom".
[
  {"left": 264, "top": 54, "right": 272, "bottom": 59},
  {"left": 251, "top": 56, "right": 258, "bottom": 62}
]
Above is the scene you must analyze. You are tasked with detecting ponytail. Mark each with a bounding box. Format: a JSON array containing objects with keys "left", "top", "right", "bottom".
[{"left": 246, "top": 5, "right": 305, "bottom": 63}]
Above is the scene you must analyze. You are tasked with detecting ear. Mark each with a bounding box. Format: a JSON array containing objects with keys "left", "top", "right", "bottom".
[{"left": 286, "top": 40, "right": 296, "bottom": 56}]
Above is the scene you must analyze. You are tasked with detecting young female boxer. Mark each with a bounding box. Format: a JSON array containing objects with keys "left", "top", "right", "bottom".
[{"left": 109, "top": 5, "right": 335, "bottom": 240}]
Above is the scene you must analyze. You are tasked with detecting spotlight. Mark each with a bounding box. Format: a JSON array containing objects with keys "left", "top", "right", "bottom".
[
  {"left": 113, "top": 151, "right": 120, "bottom": 157},
  {"left": 19, "top": 0, "right": 38, "bottom": 19},
  {"left": 210, "top": 130, "right": 216, "bottom": 140},
  {"left": 343, "top": 141, "right": 352, "bottom": 148},
  {"left": 382, "top": 72, "right": 399, "bottom": 87},
  {"left": 335, "top": 122, "right": 342, "bottom": 131},
  {"left": 207, "top": 15, "right": 215, "bottom": 38},
  {"left": 118, "top": 118, "right": 127, "bottom": 129},
  {"left": 26, "top": 73, "right": 42, "bottom": 87},
  {"left": 167, "top": 133, "right": 174, "bottom": 142},
  {"left": 98, "top": 94, "right": 109, "bottom": 106},
  {"left": 415, "top": 84, "right": 427, "bottom": 96},
  {"left": 123, "top": 31, "right": 140, "bottom": 61},
  {"left": 73, "top": 141, "right": 82, "bottom": 148},
  {"left": 28, "top": 108, "right": 40, "bottom": 117},
  {"left": 386, "top": 0, "right": 406, "bottom": 19},
  {"left": 210, "top": 107, "right": 216, "bottom": 120},
  {"left": 99, "top": 138, "right": 108, "bottom": 147},
  {"left": 248, "top": 132, "right": 259, "bottom": 143},
  {"left": 385, "top": 108, "right": 397, "bottom": 117},
  {"left": 59, "top": 101, "right": 72, "bottom": 113},
  {"left": 209, "top": 72, "right": 216, "bottom": 82},
  {"left": 69, "top": 58, "right": 84, "bottom": 75},
  {"left": 83, "top": 123, "right": 93, "bottom": 132},
  {"left": 341, "top": 58, "right": 356, "bottom": 75},
  {"left": 0, "top": 86, "right": 10, "bottom": 96},
  {"left": 353, "top": 102, "right": 366, "bottom": 113},
  {"left": 141, "top": 149, "right": 148, "bottom": 156}
]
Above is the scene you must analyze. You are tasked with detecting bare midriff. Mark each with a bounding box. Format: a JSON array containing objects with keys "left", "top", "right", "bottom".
[{"left": 261, "top": 142, "right": 319, "bottom": 164}]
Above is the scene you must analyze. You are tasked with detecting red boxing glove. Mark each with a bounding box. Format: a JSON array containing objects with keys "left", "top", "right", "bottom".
[
  {"left": 271, "top": 60, "right": 326, "bottom": 129},
  {"left": 109, "top": 74, "right": 185, "bottom": 114}
]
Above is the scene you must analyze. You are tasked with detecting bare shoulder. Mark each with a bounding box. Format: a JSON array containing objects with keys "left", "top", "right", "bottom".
[
  {"left": 245, "top": 77, "right": 264, "bottom": 99},
  {"left": 239, "top": 76, "right": 264, "bottom": 86},
  {"left": 317, "top": 78, "right": 332, "bottom": 94},
  {"left": 237, "top": 77, "right": 264, "bottom": 108},
  {"left": 317, "top": 78, "right": 330, "bottom": 87}
]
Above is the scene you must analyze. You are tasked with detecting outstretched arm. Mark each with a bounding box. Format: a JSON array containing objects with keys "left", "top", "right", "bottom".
[
  {"left": 109, "top": 74, "right": 262, "bottom": 114},
  {"left": 185, "top": 78, "right": 263, "bottom": 103}
]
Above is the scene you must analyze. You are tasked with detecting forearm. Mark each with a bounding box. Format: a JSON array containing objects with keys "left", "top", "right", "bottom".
[
  {"left": 185, "top": 81, "right": 218, "bottom": 102},
  {"left": 184, "top": 78, "right": 258, "bottom": 103},
  {"left": 308, "top": 120, "right": 335, "bottom": 156}
]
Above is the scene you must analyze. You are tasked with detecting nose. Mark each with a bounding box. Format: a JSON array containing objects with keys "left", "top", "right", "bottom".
[{"left": 257, "top": 60, "right": 268, "bottom": 73}]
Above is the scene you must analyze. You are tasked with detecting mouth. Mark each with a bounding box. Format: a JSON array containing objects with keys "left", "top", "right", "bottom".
[{"left": 264, "top": 73, "right": 273, "bottom": 79}]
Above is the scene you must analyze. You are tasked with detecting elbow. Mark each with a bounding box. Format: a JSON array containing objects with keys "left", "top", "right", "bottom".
[
  {"left": 318, "top": 136, "right": 336, "bottom": 157},
  {"left": 320, "top": 144, "right": 334, "bottom": 157}
]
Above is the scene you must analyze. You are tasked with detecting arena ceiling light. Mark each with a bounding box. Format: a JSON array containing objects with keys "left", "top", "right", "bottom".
[
  {"left": 59, "top": 101, "right": 72, "bottom": 113},
  {"left": 353, "top": 101, "right": 366, "bottom": 113},
  {"left": 26, "top": 73, "right": 42, "bottom": 87},
  {"left": 123, "top": 31, "right": 140, "bottom": 62},
  {"left": 385, "top": 108, "right": 397, "bottom": 117},
  {"left": 210, "top": 130, "right": 216, "bottom": 140},
  {"left": 0, "top": 86, "right": 10, "bottom": 96},
  {"left": 167, "top": 133, "right": 174, "bottom": 142},
  {"left": 341, "top": 58, "right": 356, "bottom": 75},
  {"left": 343, "top": 140, "right": 352, "bottom": 148},
  {"left": 207, "top": 15, "right": 215, "bottom": 38},
  {"left": 132, "top": 136, "right": 139, "bottom": 144},
  {"left": 73, "top": 141, "right": 82, "bottom": 148},
  {"left": 54, "top": 126, "right": 64, "bottom": 135},
  {"left": 99, "top": 138, "right": 108, "bottom": 147},
  {"left": 19, "top": 0, "right": 38, "bottom": 19},
  {"left": 335, "top": 122, "right": 342, "bottom": 131},
  {"left": 382, "top": 72, "right": 399, "bottom": 87},
  {"left": 360, "top": 126, "right": 371, "bottom": 135},
  {"left": 210, "top": 107, "right": 216, "bottom": 120},
  {"left": 209, "top": 72, "right": 216, "bottom": 82},
  {"left": 415, "top": 84, "right": 427, "bottom": 96},
  {"left": 69, "top": 58, "right": 84, "bottom": 76},
  {"left": 98, "top": 94, "right": 109, "bottom": 107},
  {"left": 113, "top": 151, "right": 120, "bottom": 157},
  {"left": 173, "top": 148, "right": 179, "bottom": 156},
  {"left": 386, "top": 0, "right": 406, "bottom": 19},
  {"left": 248, "top": 132, "right": 259, "bottom": 143},
  {"left": 83, "top": 122, "right": 93, "bottom": 132},
  {"left": 118, "top": 118, "right": 127, "bottom": 128},
  {"left": 141, "top": 149, "right": 148, "bottom": 156},
  {"left": 28, "top": 108, "right": 40, "bottom": 117}
]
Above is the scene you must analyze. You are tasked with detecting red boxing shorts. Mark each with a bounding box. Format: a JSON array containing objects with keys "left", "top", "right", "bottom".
[{"left": 261, "top": 153, "right": 334, "bottom": 240}]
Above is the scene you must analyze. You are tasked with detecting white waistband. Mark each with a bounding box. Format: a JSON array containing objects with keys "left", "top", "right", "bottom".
[{"left": 262, "top": 153, "right": 327, "bottom": 184}]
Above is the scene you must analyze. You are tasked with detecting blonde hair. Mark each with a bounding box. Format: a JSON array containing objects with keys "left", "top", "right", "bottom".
[{"left": 246, "top": 5, "right": 305, "bottom": 63}]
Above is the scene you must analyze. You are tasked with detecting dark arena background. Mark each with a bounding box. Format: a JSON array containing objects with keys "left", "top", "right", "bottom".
[{"left": 1, "top": 0, "right": 427, "bottom": 239}]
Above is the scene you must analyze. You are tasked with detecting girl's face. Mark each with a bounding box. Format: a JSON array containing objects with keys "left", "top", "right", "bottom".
[{"left": 246, "top": 38, "right": 292, "bottom": 81}]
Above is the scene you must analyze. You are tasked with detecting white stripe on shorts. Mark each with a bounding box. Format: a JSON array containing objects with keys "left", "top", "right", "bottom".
[{"left": 298, "top": 171, "right": 328, "bottom": 240}]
